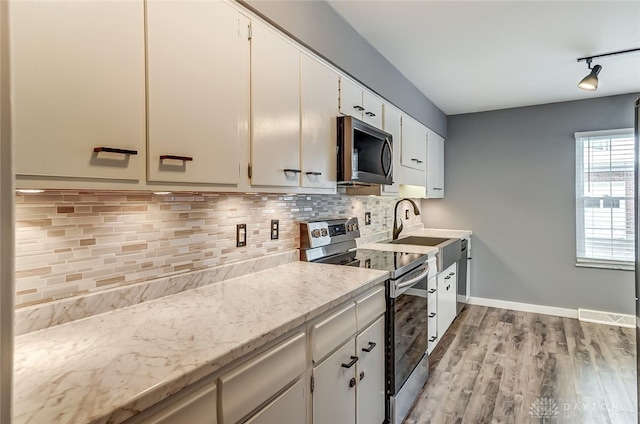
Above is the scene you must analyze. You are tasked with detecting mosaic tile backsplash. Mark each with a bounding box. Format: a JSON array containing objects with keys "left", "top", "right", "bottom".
[{"left": 15, "top": 191, "right": 421, "bottom": 308}]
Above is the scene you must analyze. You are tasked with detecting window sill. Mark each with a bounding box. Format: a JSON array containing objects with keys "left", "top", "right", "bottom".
[{"left": 575, "top": 262, "right": 635, "bottom": 271}]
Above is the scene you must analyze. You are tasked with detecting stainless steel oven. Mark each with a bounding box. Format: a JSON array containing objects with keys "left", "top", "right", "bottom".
[{"left": 387, "top": 258, "right": 435, "bottom": 424}]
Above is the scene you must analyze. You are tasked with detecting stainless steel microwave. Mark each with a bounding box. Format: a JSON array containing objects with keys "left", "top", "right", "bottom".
[{"left": 337, "top": 115, "right": 393, "bottom": 186}]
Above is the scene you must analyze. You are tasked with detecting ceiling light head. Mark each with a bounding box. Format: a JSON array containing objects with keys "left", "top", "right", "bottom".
[{"left": 578, "top": 64, "right": 602, "bottom": 91}]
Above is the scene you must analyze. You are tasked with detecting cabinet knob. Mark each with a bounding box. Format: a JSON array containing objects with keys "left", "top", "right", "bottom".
[
  {"left": 428, "top": 312, "right": 436, "bottom": 318},
  {"left": 429, "top": 336, "right": 437, "bottom": 342},
  {"left": 353, "top": 105, "right": 365, "bottom": 111},
  {"left": 446, "top": 285, "right": 450, "bottom": 290},
  {"left": 305, "top": 171, "right": 322, "bottom": 176},
  {"left": 411, "top": 158, "right": 424, "bottom": 164},
  {"left": 341, "top": 356, "right": 359, "bottom": 369},
  {"left": 365, "top": 111, "right": 376, "bottom": 117},
  {"left": 428, "top": 289, "right": 436, "bottom": 294},
  {"left": 449, "top": 272, "right": 455, "bottom": 276},
  {"left": 283, "top": 169, "right": 302, "bottom": 174},
  {"left": 444, "top": 276, "right": 451, "bottom": 280},
  {"left": 349, "top": 377, "right": 357, "bottom": 388},
  {"left": 362, "top": 341, "right": 376, "bottom": 353},
  {"left": 359, "top": 371, "right": 365, "bottom": 381}
]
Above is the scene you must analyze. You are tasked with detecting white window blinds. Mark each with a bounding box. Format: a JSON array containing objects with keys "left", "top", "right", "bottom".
[{"left": 575, "top": 129, "right": 635, "bottom": 269}]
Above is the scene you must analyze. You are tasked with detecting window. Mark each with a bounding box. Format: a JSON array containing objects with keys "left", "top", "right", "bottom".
[{"left": 575, "top": 129, "right": 635, "bottom": 269}]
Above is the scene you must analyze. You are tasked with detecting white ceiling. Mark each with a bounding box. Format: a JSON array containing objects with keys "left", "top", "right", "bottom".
[{"left": 327, "top": 0, "right": 640, "bottom": 115}]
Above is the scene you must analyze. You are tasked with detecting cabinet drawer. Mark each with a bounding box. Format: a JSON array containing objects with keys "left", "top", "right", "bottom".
[
  {"left": 134, "top": 381, "right": 217, "bottom": 424},
  {"left": 219, "top": 332, "right": 305, "bottom": 424},
  {"left": 311, "top": 302, "right": 357, "bottom": 362},
  {"left": 356, "top": 286, "right": 385, "bottom": 330},
  {"left": 244, "top": 379, "right": 305, "bottom": 424}
]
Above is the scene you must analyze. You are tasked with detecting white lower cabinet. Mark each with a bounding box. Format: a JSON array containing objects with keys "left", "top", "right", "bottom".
[
  {"left": 245, "top": 379, "right": 306, "bottom": 424},
  {"left": 312, "top": 289, "right": 385, "bottom": 424},
  {"left": 312, "top": 340, "right": 357, "bottom": 424},
  {"left": 355, "top": 317, "right": 385, "bottom": 424},
  {"left": 436, "top": 263, "right": 457, "bottom": 341}
]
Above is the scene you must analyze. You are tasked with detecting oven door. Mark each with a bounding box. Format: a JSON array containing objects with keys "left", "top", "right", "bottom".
[{"left": 388, "top": 263, "right": 429, "bottom": 394}]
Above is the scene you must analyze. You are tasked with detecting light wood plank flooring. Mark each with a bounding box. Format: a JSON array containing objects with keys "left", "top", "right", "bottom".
[{"left": 405, "top": 305, "right": 637, "bottom": 424}]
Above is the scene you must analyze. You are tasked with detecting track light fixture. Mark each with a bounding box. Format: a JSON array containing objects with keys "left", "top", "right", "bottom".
[{"left": 577, "top": 48, "right": 640, "bottom": 91}]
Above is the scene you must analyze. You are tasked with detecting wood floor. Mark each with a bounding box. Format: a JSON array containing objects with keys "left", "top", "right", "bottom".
[{"left": 405, "top": 305, "right": 637, "bottom": 424}]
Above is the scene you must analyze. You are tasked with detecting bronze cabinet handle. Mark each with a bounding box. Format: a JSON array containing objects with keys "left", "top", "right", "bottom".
[
  {"left": 362, "top": 342, "right": 376, "bottom": 353},
  {"left": 93, "top": 147, "right": 138, "bottom": 155},
  {"left": 341, "top": 356, "right": 359, "bottom": 369},
  {"left": 160, "top": 155, "right": 193, "bottom": 162}
]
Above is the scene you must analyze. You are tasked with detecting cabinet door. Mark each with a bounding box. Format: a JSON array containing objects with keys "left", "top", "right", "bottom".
[
  {"left": 426, "top": 129, "right": 445, "bottom": 198},
  {"left": 146, "top": 0, "right": 248, "bottom": 184},
  {"left": 138, "top": 382, "right": 217, "bottom": 424},
  {"left": 250, "top": 23, "right": 300, "bottom": 187},
  {"left": 11, "top": 0, "right": 145, "bottom": 180},
  {"left": 355, "top": 316, "right": 385, "bottom": 424},
  {"left": 300, "top": 54, "right": 338, "bottom": 189},
  {"left": 245, "top": 379, "right": 305, "bottom": 424},
  {"left": 312, "top": 341, "right": 356, "bottom": 424},
  {"left": 381, "top": 105, "right": 401, "bottom": 195},
  {"left": 437, "top": 265, "right": 457, "bottom": 338},
  {"left": 339, "top": 77, "right": 364, "bottom": 120},
  {"left": 362, "top": 90, "right": 383, "bottom": 129},
  {"left": 400, "top": 116, "right": 427, "bottom": 172}
]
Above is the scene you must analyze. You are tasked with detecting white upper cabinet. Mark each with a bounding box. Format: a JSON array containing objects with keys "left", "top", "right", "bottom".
[
  {"left": 11, "top": 0, "right": 145, "bottom": 181},
  {"left": 426, "top": 129, "right": 445, "bottom": 198},
  {"left": 339, "top": 77, "right": 383, "bottom": 129},
  {"left": 146, "top": 0, "right": 249, "bottom": 185},
  {"left": 300, "top": 54, "right": 339, "bottom": 190},
  {"left": 250, "top": 22, "right": 301, "bottom": 187},
  {"left": 400, "top": 115, "right": 427, "bottom": 172}
]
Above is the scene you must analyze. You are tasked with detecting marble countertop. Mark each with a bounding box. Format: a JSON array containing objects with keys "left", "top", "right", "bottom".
[
  {"left": 360, "top": 227, "right": 472, "bottom": 255},
  {"left": 14, "top": 262, "right": 388, "bottom": 424}
]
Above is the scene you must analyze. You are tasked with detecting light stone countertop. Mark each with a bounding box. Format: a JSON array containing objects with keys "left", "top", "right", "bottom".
[
  {"left": 13, "top": 262, "right": 388, "bottom": 424},
  {"left": 360, "top": 228, "right": 472, "bottom": 255}
]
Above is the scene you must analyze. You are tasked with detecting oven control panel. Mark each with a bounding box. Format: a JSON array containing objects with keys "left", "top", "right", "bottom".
[{"left": 300, "top": 217, "right": 360, "bottom": 250}]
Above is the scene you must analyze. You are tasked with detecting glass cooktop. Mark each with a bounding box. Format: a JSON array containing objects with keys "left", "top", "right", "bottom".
[{"left": 316, "top": 248, "right": 428, "bottom": 279}]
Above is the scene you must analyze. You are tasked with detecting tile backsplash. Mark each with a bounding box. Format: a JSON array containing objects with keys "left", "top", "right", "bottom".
[{"left": 15, "top": 190, "right": 421, "bottom": 308}]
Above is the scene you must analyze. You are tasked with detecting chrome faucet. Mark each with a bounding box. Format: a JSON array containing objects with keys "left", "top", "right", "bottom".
[{"left": 392, "top": 198, "right": 420, "bottom": 241}]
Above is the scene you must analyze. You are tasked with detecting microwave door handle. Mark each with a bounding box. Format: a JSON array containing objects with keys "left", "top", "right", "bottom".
[{"left": 382, "top": 138, "right": 393, "bottom": 178}]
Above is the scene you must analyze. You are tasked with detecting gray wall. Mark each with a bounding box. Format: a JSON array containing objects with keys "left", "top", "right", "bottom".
[
  {"left": 240, "top": 0, "right": 447, "bottom": 138},
  {"left": 0, "top": 0, "right": 13, "bottom": 421},
  {"left": 422, "top": 93, "right": 640, "bottom": 315}
]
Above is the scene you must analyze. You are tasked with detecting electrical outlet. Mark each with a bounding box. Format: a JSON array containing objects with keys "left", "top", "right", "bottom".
[
  {"left": 364, "top": 212, "right": 371, "bottom": 225},
  {"left": 236, "top": 224, "right": 247, "bottom": 247},
  {"left": 271, "top": 219, "right": 279, "bottom": 240},
  {"left": 405, "top": 209, "right": 409, "bottom": 219}
]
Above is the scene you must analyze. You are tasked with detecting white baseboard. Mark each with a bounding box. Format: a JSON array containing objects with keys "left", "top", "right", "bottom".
[{"left": 466, "top": 296, "right": 578, "bottom": 319}]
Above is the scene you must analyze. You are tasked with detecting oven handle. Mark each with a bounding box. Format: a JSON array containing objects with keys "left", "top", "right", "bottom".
[{"left": 395, "top": 266, "right": 430, "bottom": 290}]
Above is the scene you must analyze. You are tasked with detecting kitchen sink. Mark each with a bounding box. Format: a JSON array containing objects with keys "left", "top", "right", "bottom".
[
  {"left": 388, "top": 236, "right": 450, "bottom": 246},
  {"left": 388, "top": 236, "right": 461, "bottom": 272}
]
